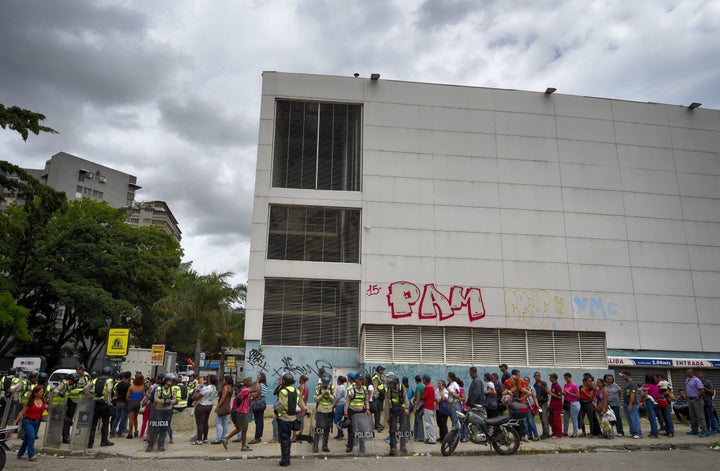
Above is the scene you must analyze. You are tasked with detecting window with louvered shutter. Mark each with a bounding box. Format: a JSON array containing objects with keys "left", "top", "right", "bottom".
[
  {"left": 578, "top": 332, "right": 607, "bottom": 368},
  {"left": 499, "top": 329, "right": 528, "bottom": 366},
  {"left": 553, "top": 331, "right": 581, "bottom": 367},
  {"left": 358, "top": 325, "right": 605, "bottom": 369},
  {"left": 272, "top": 100, "right": 361, "bottom": 191},
  {"left": 267, "top": 205, "right": 360, "bottom": 262},
  {"left": 527, "top": 330, "right": 556, "bottom": 367},
  {"left": 261, "top": 278, "right": 359, "bottom": 347}
]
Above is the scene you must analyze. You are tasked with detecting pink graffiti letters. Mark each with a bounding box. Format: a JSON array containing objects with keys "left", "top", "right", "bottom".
[{"left": 386, "top": 281, "right": 486, "bottom": 321}]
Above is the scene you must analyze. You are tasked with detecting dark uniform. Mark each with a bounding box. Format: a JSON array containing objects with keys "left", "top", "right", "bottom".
[
  {"left": 276, "top": 372, "right": 306, "bottom": 467},
  {"left": 384, "top": 376, "right": 410, "bottom": 456},
  {"left": 61, "top": 374, "right": 84, "bottom": 443},
  {"left": 371, "top": 366, "right": 386, "bottom": 431},
  {"left": 85, "top": 367, "right": 114, "bottom": 448},
  {"left": 146, "top": 375, "right": 177, "bottom": 452}
]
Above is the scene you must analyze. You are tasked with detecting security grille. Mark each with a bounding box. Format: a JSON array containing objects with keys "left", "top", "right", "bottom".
[
  {"left": 267, "top": 205, "right": 360, "bottom": 263},
  {"left": 261, "top": 278, "right": 359, "bottom": 347},
  {"left": 272, "top": 100, "right": 362, "bottom": 191},
  {"left": 362, "top": 325, "right": 607, "bottom": 368}
]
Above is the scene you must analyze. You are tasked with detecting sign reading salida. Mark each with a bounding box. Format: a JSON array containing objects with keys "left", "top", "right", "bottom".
[{"left": 386, "top": 281, "right": 486, "bottom": 322}]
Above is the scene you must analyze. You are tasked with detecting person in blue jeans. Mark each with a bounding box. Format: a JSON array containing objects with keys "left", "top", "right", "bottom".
[
  {"left": 412, "top": 375, "right": 425, "bottom": 442},
  {"left": 697, "top": 371, "right": 720, "bottom": 433},
  {"left": 110, "top": 371, "right": 132, "bottom": 438},
  {"left": 621, "top": 372, "right": 642, "bottom": 438},
  {"left": 14, "top": 385, "right": 47, "bottom": 461},
  {"left": 333, "top": 376, "right": 348, "bottom": 439}
]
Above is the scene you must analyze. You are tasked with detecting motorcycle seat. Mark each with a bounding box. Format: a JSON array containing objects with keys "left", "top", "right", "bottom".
[{"left": 485, "top": 416, "right": 511, "bottom": 426}]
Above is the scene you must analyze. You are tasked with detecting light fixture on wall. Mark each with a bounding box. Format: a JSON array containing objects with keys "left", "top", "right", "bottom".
[
  {"left": 370, "top": 73, "right": 380, "bottom": 81},
  {"left": 688, "top": 102, "right": 701, "bottom": 110},
  {"left": 545, "top": 87, "right": 556, "bottom": 95}
]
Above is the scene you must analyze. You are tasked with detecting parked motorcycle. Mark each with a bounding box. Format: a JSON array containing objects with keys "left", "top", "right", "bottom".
[
  {"left": 441, "top": 402, "right": 528, "bottom": 456},
  {"left": 0, "top": 425, "right": 18, "bottom": 470}
]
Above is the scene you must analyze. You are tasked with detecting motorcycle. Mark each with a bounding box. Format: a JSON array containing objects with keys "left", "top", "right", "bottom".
[
  {"left": 0, "top": 425, "right": 18, "bottom": 470},
  {"left": 441, "top": 402, "right": 528, "bottom": 456}
]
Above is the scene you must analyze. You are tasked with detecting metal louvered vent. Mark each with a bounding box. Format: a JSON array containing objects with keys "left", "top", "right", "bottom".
[
  {"left": 579, "top": 332, "right": 608, "bottom": 368},
  {"left": 267, "top": 205, "right": 360, "bottom": 262},
  {"left": 528, "top": 330, "right": 556, "bottom": 367},
  {"left": 261, "top": 279, "right": 359, "bottom": 347},
  {"left": 499, "top": 329, "right": 528, "bottom": 366},
  {"left": 272, "top": 100, "right": 362, "bottom": 191},
  {"left": 358, "top": 325, "right": 606, "bottom": 368}
]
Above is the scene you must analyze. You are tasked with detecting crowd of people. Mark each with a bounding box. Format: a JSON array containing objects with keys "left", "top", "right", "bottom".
[{"left": 1, "top": 363, "right": 718, "bottom": 465}]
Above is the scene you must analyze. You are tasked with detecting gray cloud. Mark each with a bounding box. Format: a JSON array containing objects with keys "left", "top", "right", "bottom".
[{"left": 415, "top": 0, "right": 480, "bottom": 31}]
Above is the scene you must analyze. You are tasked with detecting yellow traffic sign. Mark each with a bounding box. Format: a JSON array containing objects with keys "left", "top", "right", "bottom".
[
  {"left": 151, "top": 344, "right": 166, "bottom": 365},
  {"left": 106, "top": 328, "right": 130, "bottom": 357}
]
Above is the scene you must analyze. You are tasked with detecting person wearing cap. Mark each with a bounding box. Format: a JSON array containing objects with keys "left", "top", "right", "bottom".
[
  {"left": 421, "top": 374, "right": 436, "bottom": 444},
  {"left": 620, "top": 371, "right": 643, "bottom": 439},
  {"left": 371, "top": 366, "right": 386, "bottom": 431},
  {"left": 344, "top": 373, "right": 370, "bottom": 453},
  {"left": 76, "top": 364, "right": 89, "bottom": 389}
]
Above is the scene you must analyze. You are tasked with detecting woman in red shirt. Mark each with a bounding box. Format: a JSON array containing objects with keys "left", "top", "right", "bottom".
[{"left": 14, "top": 384, "right": 47, "bottom": 461}]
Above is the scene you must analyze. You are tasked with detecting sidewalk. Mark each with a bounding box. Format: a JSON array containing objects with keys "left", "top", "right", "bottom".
[{"left": 14, "top": 415, "right": 720, "bottom": 461}]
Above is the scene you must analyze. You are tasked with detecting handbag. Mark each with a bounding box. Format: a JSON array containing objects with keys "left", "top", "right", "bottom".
[
  {"left": 250, "top": 396, "right": 266, "bottom": 412},
  {"left": 217, "top": 398, "right": 231, "bottom": 417},
  {"left": 292, "top": 417, "right": 303, "bottom": 431},
  {"left": 563, "top": 400, "right": 571, "bottom": 412}
]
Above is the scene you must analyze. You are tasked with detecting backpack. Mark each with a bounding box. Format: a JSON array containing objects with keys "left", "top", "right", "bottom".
[
  {"left": 95, "top": 378, "right": 107, "bottom": 398},
  {"left": 283, "top": 387, "right": 298, "bottom": 416},
  {"left": 3, "top": 377, "right": 12, "bottom": 397},
  {"left": 178, "top": 384, "right": 188, "bottom": 400}
]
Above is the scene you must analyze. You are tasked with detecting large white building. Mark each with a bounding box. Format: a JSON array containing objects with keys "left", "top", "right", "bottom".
[{"left": 244, "top": 72, "right": 720, "bottom": 395}]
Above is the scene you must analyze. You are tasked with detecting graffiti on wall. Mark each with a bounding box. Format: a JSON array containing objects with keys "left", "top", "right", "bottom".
[
  {"left": 382, "top": 282, "right": 486, "bottom": 322},
  {"left": 505, "top": 289, "right": 566, "bottom": 329},
  {"left": 505, "top": 289, "right": 621, "bottom": 329},
  {"left": 246, "top": 348, "right": 334, "bottom": 381},
  {"left": 572, "top": 296, "right": 619, "bottom": 320}
]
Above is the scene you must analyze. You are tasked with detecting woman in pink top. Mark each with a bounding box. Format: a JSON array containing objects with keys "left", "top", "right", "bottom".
[
  {"left": 562, "top": 372, "right": 580, "bottom": 437},
  {"left": 643, "top": 374, "right": 660, "bottom": 438}
]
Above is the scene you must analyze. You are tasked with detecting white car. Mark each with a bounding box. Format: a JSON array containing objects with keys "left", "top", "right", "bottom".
[{"left": 48, "top": 368, "right": 91, "bottom": 389}]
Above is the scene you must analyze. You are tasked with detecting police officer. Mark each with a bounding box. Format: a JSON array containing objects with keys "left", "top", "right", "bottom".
[
  {"left": 85, "top": 366, "right": 114, "bottom": 448},
  {"left": 312, "top": 373, "right": 335, "bottom": 453},
  {"left": 0, "top": 367, "right": 21, "bottom": 423},
  {"left": 344, "top": 373, "right": 370, "bottom": 454},
  {"left": 371, "top": 366, "right": 386, "bottom": 431},
  {"left": 37, "top": 372, "right": 51, "bottom": 399},
  {"left": 275, "top": 372, "right": 306, "bottom": 467},
  {"left": 17, "top": 371, "right": 39, "bottom": 403},
  {"left": 60, "top": 373, "right": 84, "bottom": 443},
  {"left": 146, "top": 374, "right": 177, "bottom": 452},
  {"left": 76, "top": 364, "right": 89, "bottom": 389},
  {"left": 384, "top": 373, "right": 410, "bottom": 456},
  {"left": 186, "top": 372, "right": 198, "bottom": 407}
]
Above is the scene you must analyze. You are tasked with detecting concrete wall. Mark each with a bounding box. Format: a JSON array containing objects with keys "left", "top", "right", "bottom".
[{"left": 246, "top": 72, "right": 720, "bottom": 359}]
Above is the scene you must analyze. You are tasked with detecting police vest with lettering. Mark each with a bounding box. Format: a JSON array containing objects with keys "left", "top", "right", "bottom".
[{"left": 372, "top": 374, "right": 385, "bottom": 391}]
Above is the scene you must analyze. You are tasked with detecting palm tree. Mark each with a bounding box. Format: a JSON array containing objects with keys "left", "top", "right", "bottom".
[{"left": 154, "top": 265, "right": 245, "bottom": 373}]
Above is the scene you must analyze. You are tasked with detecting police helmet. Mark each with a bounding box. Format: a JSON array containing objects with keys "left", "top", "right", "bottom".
[
  {"left": 386, "top": 373, "right": 399, "bottom": 388},
  {"left": 164, "top": 373, "right": 175, "bottom": 383},
  {"left": 8, "top": 368, "right": 16, "bottom": 375},
  {"left": 38, "top": 372, "right": 49, "bottom": 383},
  {"left": 27, "top": 370, "right": 38, "bottom": 378},
  {"left": 69, "top": 373, "right": 80, "bottom": 382},
  {"left": 282, "top": 372, "right": 295, "bottom": 386},
  {"left": 320, "top": 374, "right": 332, "bottom": 386},
  {"left": 101, "top": 366, "right": 112, "bottom": 377}
]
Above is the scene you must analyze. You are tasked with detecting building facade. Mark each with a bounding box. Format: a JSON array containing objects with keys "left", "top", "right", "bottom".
[
  {"left": 36, "top": 151, "right": 141, "bottom": 208},
  {"left": 244, "top": 72, "right": 720, "bottom": 396},
  {"left": 127, "top": 200, "right": 182, "bottom": 242}
]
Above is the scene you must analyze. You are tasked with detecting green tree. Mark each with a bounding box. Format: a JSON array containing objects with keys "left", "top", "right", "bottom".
[
  {"left": 1, "top": 196, "right": 182, "bottom": 368},
  {"left": 155, "top": 267, "right": 245, "bottom": 374},
  {"left": 0, "top": 104, "right": 58, "bottom": 141}
]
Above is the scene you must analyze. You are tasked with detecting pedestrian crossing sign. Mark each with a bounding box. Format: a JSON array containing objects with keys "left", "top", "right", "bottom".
[{"left": 106, "top": 328, "right": 130, "bottom": 357}]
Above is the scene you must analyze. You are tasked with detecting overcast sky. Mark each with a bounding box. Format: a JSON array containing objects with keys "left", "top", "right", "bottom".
[{"left": 1, "top": 0, "right": 719, "bottom": 285}]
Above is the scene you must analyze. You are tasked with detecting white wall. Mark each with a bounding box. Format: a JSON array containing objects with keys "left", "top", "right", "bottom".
[{"left": 246, "top": 72, "right": 720, "bottom": 354}]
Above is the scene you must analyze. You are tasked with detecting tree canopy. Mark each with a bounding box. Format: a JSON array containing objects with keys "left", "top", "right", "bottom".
[
  {"left": 0, "top": 167, "right": 182, "bottom": 368},
  {"left": 0, "top": 104, "right": 58, "bottom": 141}
]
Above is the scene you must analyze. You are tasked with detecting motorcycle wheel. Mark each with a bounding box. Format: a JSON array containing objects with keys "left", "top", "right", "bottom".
[
  {"left": 0, "top": 445, "right": 6, "bottom": 471},
  {"left": 440, "top": 430, "right": 460, "bottom": 456},
  {"left": 491, "top": 426, "right": 520, "bottom": 455}
]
